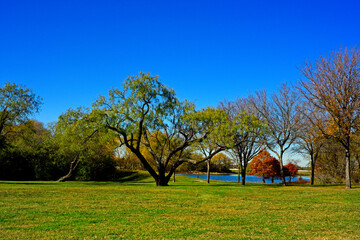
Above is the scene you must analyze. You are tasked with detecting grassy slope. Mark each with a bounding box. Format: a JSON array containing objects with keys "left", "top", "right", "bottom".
[{"left": 0, "top": 173, "right": 360, "bottom": 239}]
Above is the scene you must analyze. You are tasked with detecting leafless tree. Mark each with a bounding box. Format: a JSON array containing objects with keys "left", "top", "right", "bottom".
[
  {"left": 249, "top": 83, "right": 303, "bottom": 185},
  {"left": 298, "top": 46, "right": 360, "bottom": 188},
  {"left": 295, "top": 104, "right": 325, "bottom": 185}
]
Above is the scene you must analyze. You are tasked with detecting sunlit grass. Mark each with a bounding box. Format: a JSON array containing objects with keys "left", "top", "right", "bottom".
[{"left": 1, "top": 174, "right": 359, "bottom": 239}]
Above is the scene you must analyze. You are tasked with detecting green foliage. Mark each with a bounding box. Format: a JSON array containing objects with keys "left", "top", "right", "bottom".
[
  {"left": 315, "top": 139, "right": 360, "bottom": 184},
  {"left": 0, "top": 120, "right": 59, "bottom": 180},
  {"left": 94, "top": 72, "right": 232, "bottom": 185},
  {"left": 94, "top": 72, "right": 186, "bottom": 134},
  {"left": 53, "top": 107, "right": 119, "bottom": 181},
  {"left": 0, "top": 82, "right": 42, "bottom": 149},
  {"left": 194, "top": 153, "right": 232, "bottom": 173},
  {"left": 0, "top": 108, "right": 121, "bottom": 181}
]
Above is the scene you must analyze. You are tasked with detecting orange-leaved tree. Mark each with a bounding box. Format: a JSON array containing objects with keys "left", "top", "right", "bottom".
[
  {"left": 284, "top": 162, "right": 298, "bottom": 183},
  {"left": 249, "top": 149, "right": 281, "bottom": 183}
]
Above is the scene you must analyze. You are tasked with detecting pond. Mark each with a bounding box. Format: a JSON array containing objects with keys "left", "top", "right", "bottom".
[{"left": 179, "top": 174, "right": 310, "bottom": 184}]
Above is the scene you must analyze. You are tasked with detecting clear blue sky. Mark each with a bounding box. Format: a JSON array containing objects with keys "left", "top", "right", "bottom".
[{"left": 1, "top": 0, "right": 360, "bottom": 125}]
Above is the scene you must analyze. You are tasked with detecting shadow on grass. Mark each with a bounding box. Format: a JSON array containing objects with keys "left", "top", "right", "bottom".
[
  {"left": 70, "top": 171, "right": 154, "bottom": 185},
  {"left": 0, "top": 171, "right": 152, "bottom": 186},
  {"left": 0, "top": 181, "right": 58, "bottom": 185},
  {"left": 115, "top": 171, "right": 152, "bottom": 183}
]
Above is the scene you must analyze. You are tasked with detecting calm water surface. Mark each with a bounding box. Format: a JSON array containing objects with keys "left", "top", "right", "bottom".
[{"left": 180, "top": 174, "right": 310, "bottom": 183}]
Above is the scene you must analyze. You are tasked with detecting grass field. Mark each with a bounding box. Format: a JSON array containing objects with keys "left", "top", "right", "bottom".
[{"left": 1, "top": 173, "right": 360, "bottom": 239}]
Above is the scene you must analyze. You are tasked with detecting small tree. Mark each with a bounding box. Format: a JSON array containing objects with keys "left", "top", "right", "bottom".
[
  {"left": 249, "top": 149, "right": 281, "bottom": 183},
  {"left": 284, "top": 162, "right": 298, "bottom": 183}
]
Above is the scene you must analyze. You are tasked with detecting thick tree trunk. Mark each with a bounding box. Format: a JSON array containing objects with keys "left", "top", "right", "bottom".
[
  {"left": 155, "top": 179, "right": 169, "bottom": 186},
  {"left": 154, "top": 167, "right": 170, "bottom": 186},
  {"left": 173, "top": 171, "right": 176, "bottom": 183},
  {"left": 345, "top": 149, "right": 351, "bottom": 189},
  {"left": 310, "top": 154, "right": 315, "bottom": 185},
  {"left": 155, "top": 174, "right": 169, "bottom": 186},
  {"left": 262, "top": 174, "right": 265, "bottom": 183},
  {"left": 57, "top": 155, "right": 80, "bottom": 182},
  {"left": 206, "top": 160, "right": 211, "bottom": 184}
]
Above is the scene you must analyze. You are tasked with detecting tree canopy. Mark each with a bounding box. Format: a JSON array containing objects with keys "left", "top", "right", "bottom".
[
  {"left": 93, "top": 72, "right": 232, "bottom": 186},
  {"left": 299, "top": 46, "right": 360, "bottom": 188},
  {"left": 0, "top": 82, "right": 42, "bottom": 149}
]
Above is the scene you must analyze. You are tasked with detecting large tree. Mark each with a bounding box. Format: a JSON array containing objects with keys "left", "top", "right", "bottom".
[
  {"left": 0, "top": 82, "right": 42, "bottom": 149},
  {"left": 94, "top": 72, "right": 230, "bottom": 186},
  {"left": 299, "top": 46, "right": 360, "bottom": 188},
  {"left": 221, "top": 97, "right": 266, "bottom": 185},
  {"left": 249, "top": 83, "right": 303, "bottom": 186}
]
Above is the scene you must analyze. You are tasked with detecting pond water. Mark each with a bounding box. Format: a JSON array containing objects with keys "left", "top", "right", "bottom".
[{"left": 179, "top": 174, "right": 310, "bottom": 184}]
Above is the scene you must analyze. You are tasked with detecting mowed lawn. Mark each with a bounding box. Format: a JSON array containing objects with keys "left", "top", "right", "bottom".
[{"left": 1, "top": 174, "right": 360, "bottom": 239}]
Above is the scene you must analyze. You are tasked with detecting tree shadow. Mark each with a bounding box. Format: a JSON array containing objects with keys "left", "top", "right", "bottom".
[
  {"left": 0, "top": 181, "right": 58, "bottom": 185},
  {"left": 114, "top": 171, "right": 152, "bottom": 183},
  {"left": 0, "top": 171, "right": 151, "bottom": 186}
]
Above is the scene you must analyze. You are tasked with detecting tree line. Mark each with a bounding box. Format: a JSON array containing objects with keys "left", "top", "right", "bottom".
[{"left": 1, "top": 46, "right": 359, "bottom": 187}]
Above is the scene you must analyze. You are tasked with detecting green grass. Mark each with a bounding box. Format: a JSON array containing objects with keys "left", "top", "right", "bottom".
[{"left": 1, "top": 174, "right": 360, "bottom": 239}]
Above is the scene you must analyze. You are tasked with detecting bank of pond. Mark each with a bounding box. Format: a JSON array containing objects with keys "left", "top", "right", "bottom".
[{"left": 180, "top": 173, "right": 310, "bottom": 183}]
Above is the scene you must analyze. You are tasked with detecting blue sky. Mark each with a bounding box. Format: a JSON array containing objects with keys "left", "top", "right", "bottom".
[{"left": 1, "top": 0, "right": 360, "bottom": 125}]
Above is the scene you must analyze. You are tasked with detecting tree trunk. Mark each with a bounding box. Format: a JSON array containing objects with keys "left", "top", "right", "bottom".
[
  {"left": 310, "top": 153, "right": 315, "bottom": 185},
  {"left": 279, "top": 152, "right": 286, "bottom": 186},
  {"left": 57, "top": 155, "right": 80, "bottom": 182},
  {"left": 237, "top": 163, "right": 241, "bottom": 184},
  {"left": 173, "top": 171, "right": 176, "bottom": 183},
  {"left": 345, "top": 148, "right": 351, "bottom": 189},
  {"left": 206, "top": 160, "right": 211, "bottom": 184},
  {"left": 154, "top": 167, "right": 169, "bottom": 186},
  {"left": 156, "top": 174, "right": 169, "bottom": 186},
  {"left": 241, "top": 168, "right": 246, "bottom": 185},
  {"left": 262, "top": 174, "right": 265, "bottom": 183},
  {"left": 156, "top": 178, "right": 169, "bottom": 186}
]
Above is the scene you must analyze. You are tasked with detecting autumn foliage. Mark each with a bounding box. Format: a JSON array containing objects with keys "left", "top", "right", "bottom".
[
  {"left": 249, "top": 149, "right": 298, "bottom": 183},
  {"left": 249, "top": 149, "right": 281, "bottom": 183},
  {"left": 284, "top": 162, "right": 298, "bottom": 182}
]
